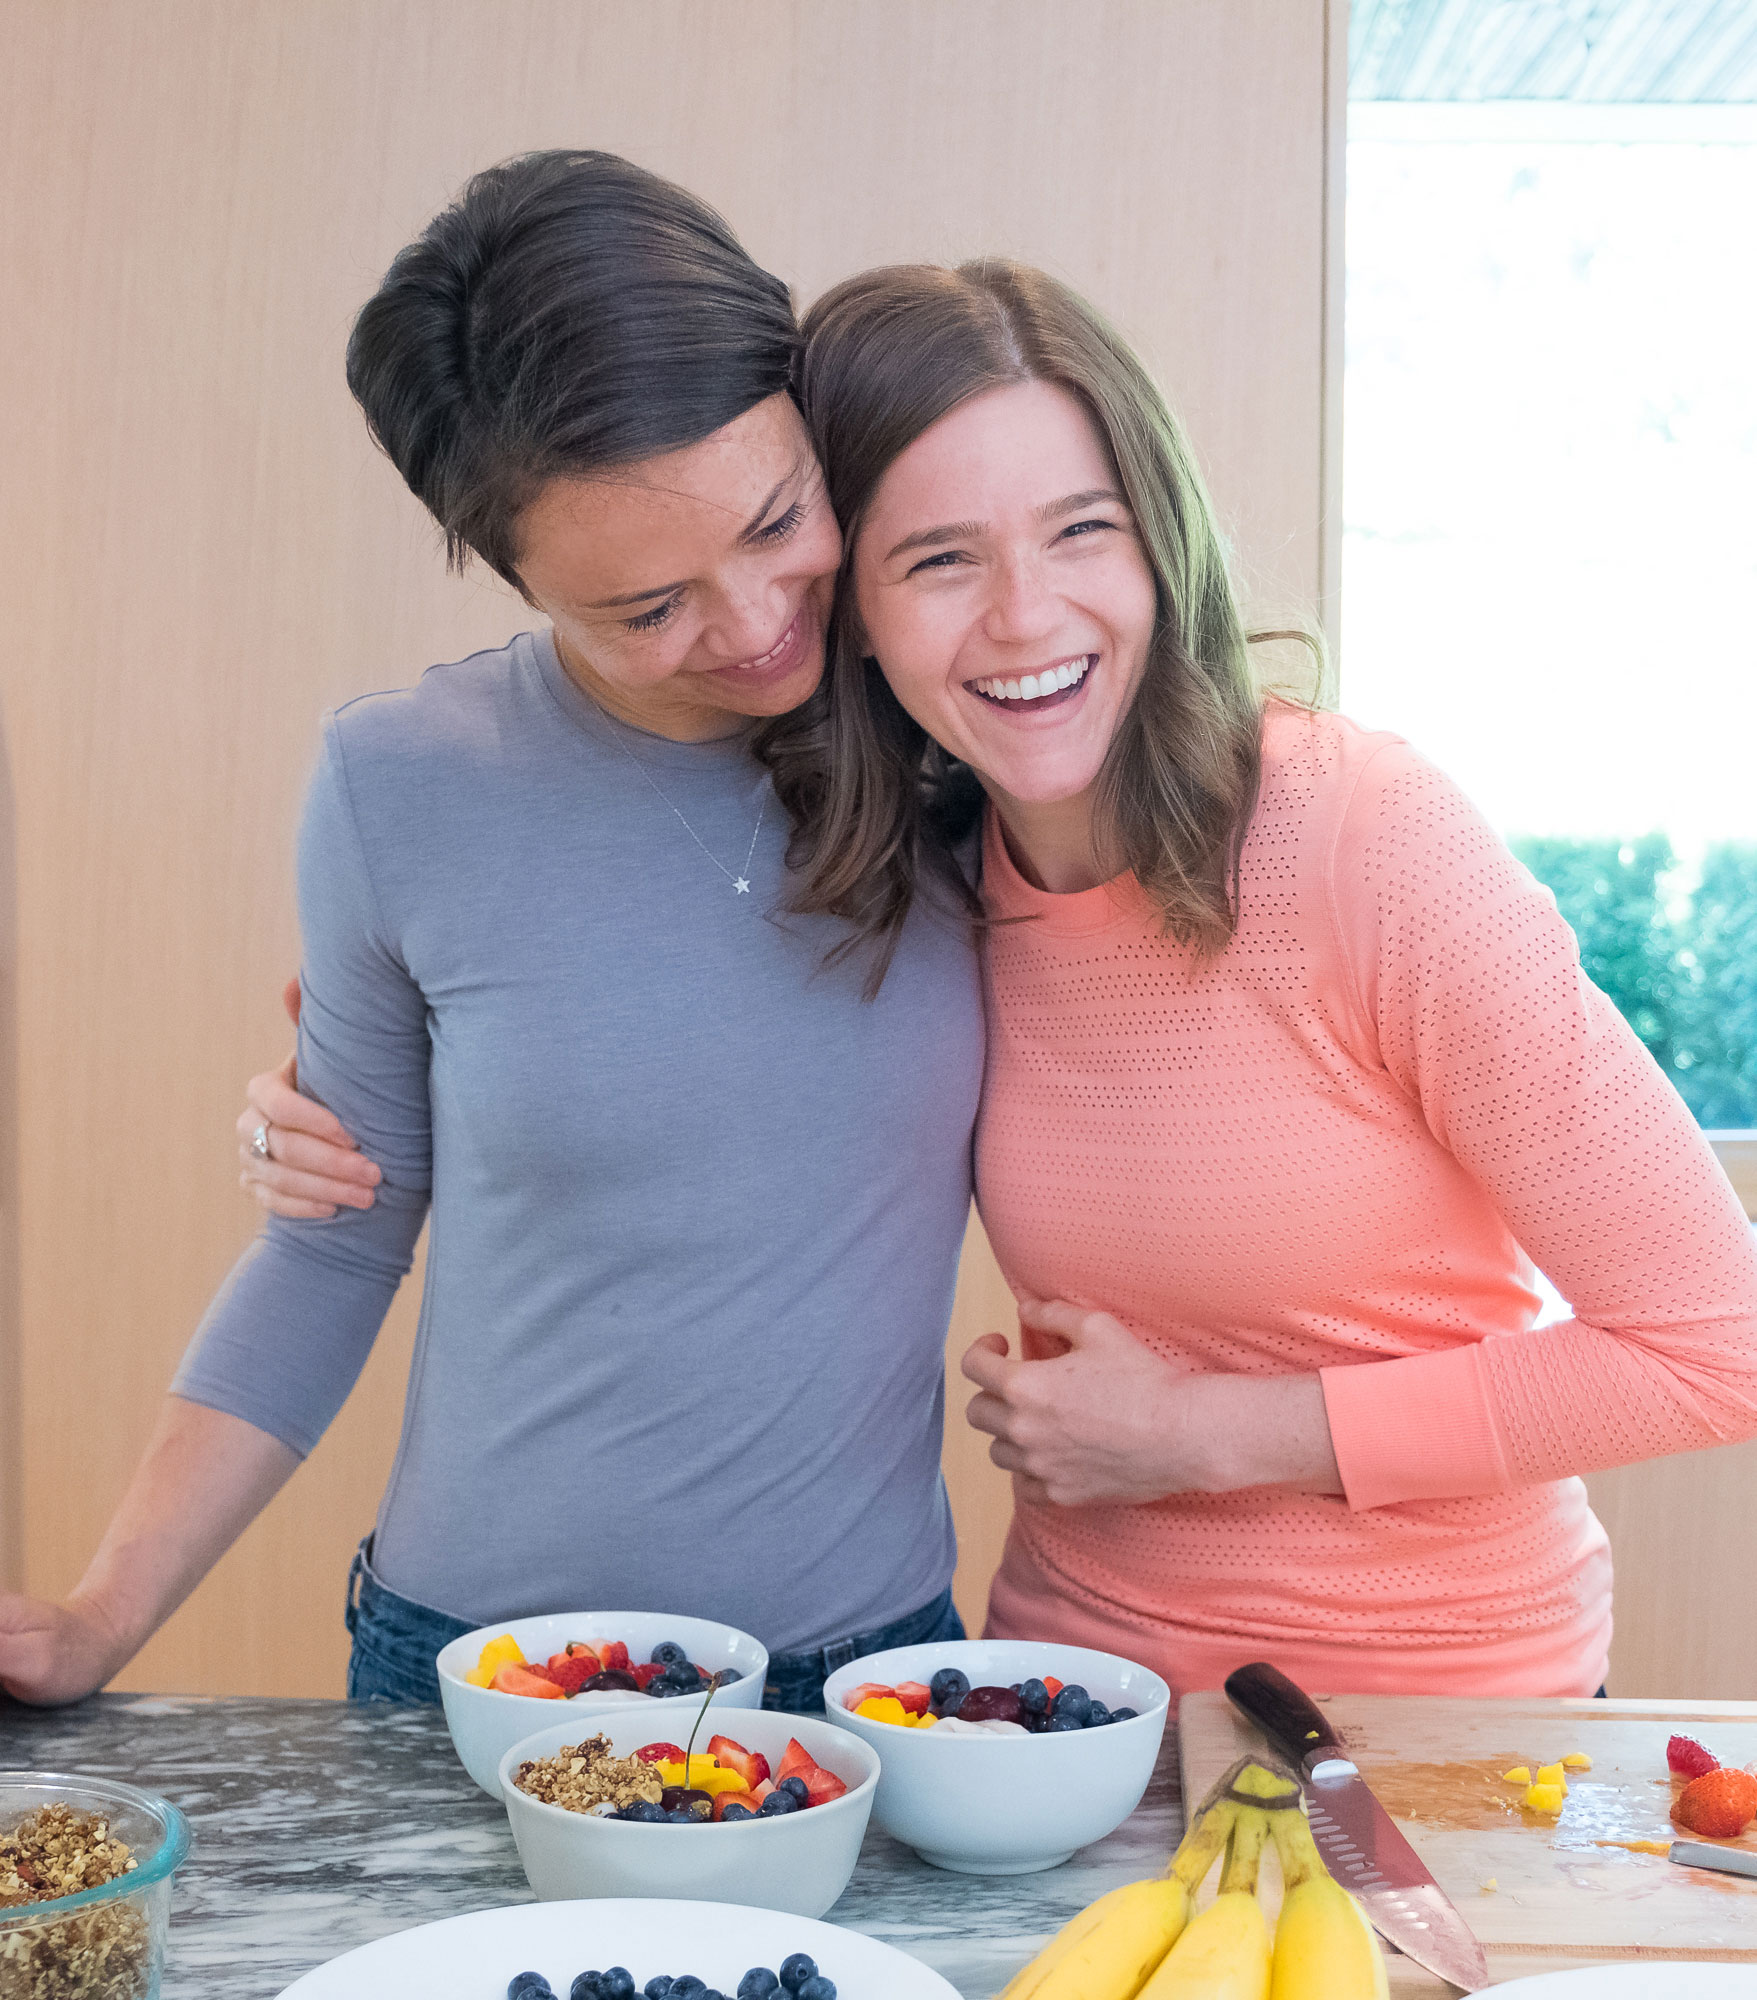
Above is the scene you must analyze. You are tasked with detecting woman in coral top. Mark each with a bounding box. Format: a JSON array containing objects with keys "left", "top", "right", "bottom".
[
  {"left": 244, "top": 250, "right": 1757, "bottom": 1704},
  {"left": 776, "top": 257, "right": 1757, "bottom": 1701}
]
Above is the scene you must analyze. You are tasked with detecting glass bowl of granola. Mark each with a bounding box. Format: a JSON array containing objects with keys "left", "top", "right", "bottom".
[{"left": 0, "top": 1773, "right": 190, "bottom": 2000}]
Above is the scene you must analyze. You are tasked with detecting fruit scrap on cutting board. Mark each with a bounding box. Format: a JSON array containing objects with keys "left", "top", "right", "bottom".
[{"left": 1668, "top": 1734, "right": 1757, "bottom": 1839}]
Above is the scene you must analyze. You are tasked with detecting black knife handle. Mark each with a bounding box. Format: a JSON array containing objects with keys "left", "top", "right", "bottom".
[{"left": 1224, "top": 1661, "right": 1346, "bottom": 1773}]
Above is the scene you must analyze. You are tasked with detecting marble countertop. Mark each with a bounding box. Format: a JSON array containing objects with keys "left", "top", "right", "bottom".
[{"left": 0, "top": 1694, "right": 1183, "bottom": 1998}]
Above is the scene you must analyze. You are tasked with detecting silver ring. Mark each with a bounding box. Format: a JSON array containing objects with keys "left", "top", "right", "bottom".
[{"left": 250, "top": 1123, "right": 272, "bottom": 1161}]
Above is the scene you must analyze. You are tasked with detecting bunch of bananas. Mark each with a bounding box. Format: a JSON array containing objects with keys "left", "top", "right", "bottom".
[{"left": 997, "top": 1756, "right": 1388, "bottom": 2000}]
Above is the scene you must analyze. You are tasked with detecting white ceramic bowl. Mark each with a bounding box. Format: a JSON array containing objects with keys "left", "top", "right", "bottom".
[
  {"left": 823, "top": 1638, "right": 1169, "bottom": 1874},
  {"left": 438, "top": 1610, "right": 768, "bottom": 1797},
  {"left": 497, "top": 1707, "right": 880, "bottom": 1919}
]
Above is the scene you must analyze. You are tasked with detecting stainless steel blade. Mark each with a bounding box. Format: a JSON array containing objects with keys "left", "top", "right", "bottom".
[{"left": 1303, "top": 1764, "right": 1490, "bottom": 1991}]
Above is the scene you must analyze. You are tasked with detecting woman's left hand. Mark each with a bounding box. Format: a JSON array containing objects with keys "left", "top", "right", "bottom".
[{"left": 961, "top": 1298, "right": 1344, "bottom": 1506}]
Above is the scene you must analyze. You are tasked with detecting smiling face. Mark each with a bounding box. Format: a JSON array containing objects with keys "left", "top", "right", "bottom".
[
  {"left": 516, "top": 393, "right": 843, "bottom": 741},
  {"left": 852, "top": 379, "right": 1159, "bottom": 841}
]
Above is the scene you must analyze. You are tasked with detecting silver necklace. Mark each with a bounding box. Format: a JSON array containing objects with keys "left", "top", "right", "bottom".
[{"left": 607, "top": 731, "right": 768, "bottom": 896}]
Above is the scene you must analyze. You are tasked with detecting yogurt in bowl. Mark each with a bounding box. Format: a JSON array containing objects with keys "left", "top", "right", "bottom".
[
  {"left": 823, "top": 1638, "right": 1169, "bottom": 1874},
  {"left": 438, "top": 1611, "right": 768, "bottom": 1797}
]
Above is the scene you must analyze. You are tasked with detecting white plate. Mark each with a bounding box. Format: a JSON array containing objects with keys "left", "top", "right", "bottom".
[
  {"left": 1492, "top": 1968, "right": 1757, "bottom": 1995},
  {"left": 276, "top": 1898, "right": 960, "bottom": 1998}
]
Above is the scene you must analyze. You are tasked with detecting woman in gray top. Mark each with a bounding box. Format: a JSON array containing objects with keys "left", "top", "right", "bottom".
[{"left": 0, "top": 152, "right": 982, "bottom": 1711}]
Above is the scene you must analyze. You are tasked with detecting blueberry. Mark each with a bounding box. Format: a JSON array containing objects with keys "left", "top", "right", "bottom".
[
  {"left": 1109, "top": 1707, "right": 1139, "bottom": 1724},
  {"left": 651, "top": 1641, "right": 689, "bottom": 1667},
  {"left": 758, "top": 1788, "right": 800, "bottom": 1815},
  {"left": 619, "top": 1799, "right": 667, "bottom": 1821},
  {"left": 600, "top": 1975, "right": 635, "bottom": 2000},
  {"left": 710, "top": 1667, "right": 742, "bottom": 1690},
  {"left": 1046, "top": 1713, "right": 1083, "bottom": 1732},
  {"left": 929, "top": 1667, "right": 969, "bottom": 1713},
  {"left": 646, "top": 1678, "right": 685, "bottom": 1697},
  {"left": 777, "top": 1774, "right": 810, "bottom": 1805},
  {"left": 937, "top": 1688, "right": 964, "bottom": 1717},
  {"left": 779, "top": 1957, "right": 818, "bottom": 1993},
  {"left": 720, "top": 1799, "right": 760, "bottom": 1820},
  {"left": 510, "top": 1975, "right": 553, "bottom": 1999},
  {"left": 1085, "top": 1700, "right": 1111, "bottom": 1727},
  {"left": 1051, "top": 1684, "right": 1091, "bottom": 1725},
  {"left": 665, "top": 1807, "right": 702, "bottom": 1823},
  {"left": 669, "top": 1982, "right": 707, "bottom": 1999},
  {"left": 1019, "top": 1678, "right": 1050, "bottom": 1714},
  {"left": 644, "top": 1981, "right": 675, "bottom": 1999},
  {"left": 737, "top": 1972, "right": 780, "bottom": 1999},
  {"left": 797, "top": 1981, "right": 837, "bottom": 2000},
  {"left": 570, "top": 1977, "right": 602, "bottom": 2000}
]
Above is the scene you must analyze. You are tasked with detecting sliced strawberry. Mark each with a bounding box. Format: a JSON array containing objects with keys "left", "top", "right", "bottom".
[
  {"left": 544, "top": 1653, "right": 596, "bottom": 1696},
  {"left": 708, "top": 1735, "right": 772, "bottom": 1788},
  {"left": 750, "top": 1778, "right": 774, "bottom": 1804},
  {"left": 777, "top": 1738, "right": 816, "bottom": 1784},
  {"left": 632, "top": 1662, "right": 667, "bottom": 1690},
  {"left": 1668, "top": 1734, "right": 1720, "bottom": 1779},
  {"left": 599, "top": 1640, "right": 631, "bottom": 1674},
  {"left": 1043, "top": 1677, "right": 1064, "bottom": 1699},
  {"left": 893, "top": 1682, "right": 933, "bottom": 1717},
  {"left": 522, "top": 1660, "right": 562, "bottom": 1686},
  {"left": 493, "top": 1663, "right": 564, "bottom": 1699},
  {"left": 634, "top": 1741, "right": 686, "bottom": 1765},
  {"left": 841, "top": 1682, "right": 892, "bottom": 1713},
  {"left": 798, "top": 1760, "right": 848, "bottom": 1807}
]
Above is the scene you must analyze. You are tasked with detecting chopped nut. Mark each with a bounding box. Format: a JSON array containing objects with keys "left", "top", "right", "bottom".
[
  {"left": 512, "top": 1736, "right": 664, "bottom": 1817},
  {"left": 0, "top": 1804, "right": 152, "bottom": 1998}
]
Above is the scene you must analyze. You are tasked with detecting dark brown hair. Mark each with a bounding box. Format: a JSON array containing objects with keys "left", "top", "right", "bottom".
[
  {"left": 346, "top": 151, "right": 799, "bottom": 593},
  {"left": 754, "top": 258, "right": 1271, "bottom": 989}
]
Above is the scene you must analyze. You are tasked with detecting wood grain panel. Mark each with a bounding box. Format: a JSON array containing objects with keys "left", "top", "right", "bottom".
[{"left": 0, "top": 0, "right": 1336, "bottom": 1694}]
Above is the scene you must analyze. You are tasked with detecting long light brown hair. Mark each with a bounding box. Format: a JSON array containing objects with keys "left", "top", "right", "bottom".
[{"left": 755, "top": 258, "right": 1279, "bottom": 989}]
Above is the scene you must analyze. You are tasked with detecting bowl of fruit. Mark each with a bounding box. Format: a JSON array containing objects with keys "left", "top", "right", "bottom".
[
  {"left": 438, "top": 1612, "right": 769, "bottom": 1797},
  {"left": 821, "top": 1639, "right": 1169, "bottom": 1875},
  {"left": 496, "top": 1703, "right": 880, "bottom": 1920}
]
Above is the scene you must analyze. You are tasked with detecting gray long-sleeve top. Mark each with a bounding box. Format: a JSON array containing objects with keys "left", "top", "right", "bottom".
[{"left": 174, "top": 630, "right": 984, "bottom": 1652}]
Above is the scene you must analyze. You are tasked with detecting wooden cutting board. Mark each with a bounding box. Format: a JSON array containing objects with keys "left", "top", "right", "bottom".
[{"left": 1179, "top": 1691, "right": 1757, "bottom": 1992}]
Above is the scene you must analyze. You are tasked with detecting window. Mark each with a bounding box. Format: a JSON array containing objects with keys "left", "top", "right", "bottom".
[{"left": 1344, "top": 3, "right": 1757, "bottom": 1196}]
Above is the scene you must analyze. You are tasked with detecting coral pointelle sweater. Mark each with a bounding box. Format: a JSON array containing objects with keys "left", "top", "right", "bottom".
[{"left": 978, "top": 705, "right": 1757, "bottom": 1700}]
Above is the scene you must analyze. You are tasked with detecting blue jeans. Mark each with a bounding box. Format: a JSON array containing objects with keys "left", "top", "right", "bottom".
[{"left": 343, "top": 1537, "right": 964, "bottom": 1712}]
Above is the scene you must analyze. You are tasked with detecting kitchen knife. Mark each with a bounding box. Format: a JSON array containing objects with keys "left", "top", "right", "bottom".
[
  {"left": 1224, "top": 1661, "right": 1490, "bottom": 1992},
  {"left": 1671, "top": 1840, "right": 1757, "bottom": 1881}
]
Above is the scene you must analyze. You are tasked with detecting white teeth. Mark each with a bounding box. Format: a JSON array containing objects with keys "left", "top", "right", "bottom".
[{"left": 972, "top": 656, "right": 1092, "bottom": 702}]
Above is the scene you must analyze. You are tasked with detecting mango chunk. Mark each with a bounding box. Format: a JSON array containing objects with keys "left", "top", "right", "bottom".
[
  {"left": 475, "top": 1632, "right": 525, "bottom": 1674},
  {"left": 1524, "top": 1781, "right": 1567, "bottom": 1814},
  {"left": 1502, "top": 1766, "right": 1531, "bottom": 1785},
  {"left": 1535, "top": 1763, "right": 1568, "bottom": 1789},
  {"left": 856, "top": 1696, "right": 914, "bottom": 1727},
  {"left": 463, "top": 1665, "right": 497, "bottom": 1688},
  {"left": 653, "top": 1755, "right": 746, "bottom": 1793},
  {"left": 1562, "top": 1752, "right": 1592, "bottom": 1771}
]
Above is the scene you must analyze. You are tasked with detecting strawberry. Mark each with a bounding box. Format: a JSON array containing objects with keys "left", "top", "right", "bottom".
[
  {"left": 893, "top": 1682, "right": 933, "bottom": 1717},
  {"left": 543, "top": 1653, "right": 596, "bottom": 1696},
  {"left": 1672, "top": 1768, "right": 1757, "bottom": 1839},
  {"left": 776, "top": 1738, "right": 816, "bottom": 1785},
  {"left": 632, "top": 1662, "right": 667, "bottom": 1690},
  {"left": 708, "top": 1735, "right": 772, "bottom": 1788},
  {"left": 599, "top": 1640, "right": 631, "bottom": 1674},
  {"left": 1667, "top": 1734, "right": 1720, "bottom": 1779},
  {"left": 775, "top": 1737, "right": 848, "bottom": 1807},
  {"left": 1043, "top": 1677, "right": 1064, "bottom": 1700},
  {"left": 522, "top": 1660, "right": 562, "bottom": 1686},
  {"left": 634, "top": 1741, "right": 686, "bottom": 1764},
  {"left": 841, "top": 1682, "right": 892, "bottom": 1713}
]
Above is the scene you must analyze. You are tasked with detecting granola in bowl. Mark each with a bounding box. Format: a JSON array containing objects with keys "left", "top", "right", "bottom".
[{"left": 512, "top": 1736, "right": 664, "bottom": 1818}]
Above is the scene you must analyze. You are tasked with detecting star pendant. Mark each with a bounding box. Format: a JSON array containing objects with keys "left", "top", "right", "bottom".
[{"left": 734, "top": 877, "right": 751, "bottom": 895}]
